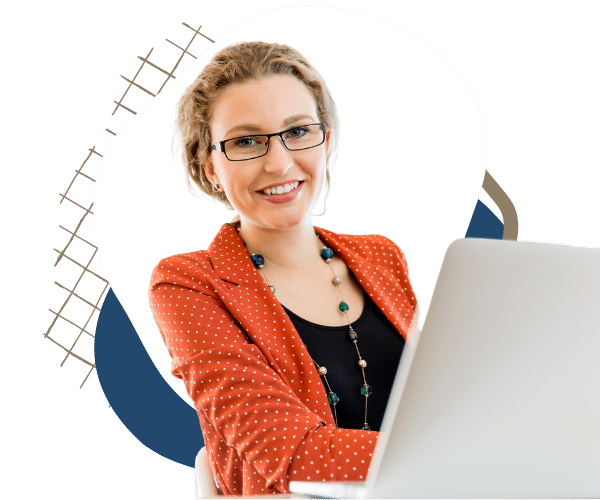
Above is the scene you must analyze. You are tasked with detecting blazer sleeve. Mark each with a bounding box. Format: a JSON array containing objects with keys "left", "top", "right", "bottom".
[{"left": 148, "top": 253, "right": 378, "bottom": 494}]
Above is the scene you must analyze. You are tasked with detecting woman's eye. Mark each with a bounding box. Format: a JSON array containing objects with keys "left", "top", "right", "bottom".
[
  {"left": 284, "top": 127, "right": 309, "bottom": 139},
  {"left": 233, "top": 136, "right": 259, "bottom": 148}
]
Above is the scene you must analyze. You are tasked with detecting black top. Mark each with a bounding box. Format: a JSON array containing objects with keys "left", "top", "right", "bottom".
[{"left": 282, "top": 293, "right": 405, "bottom": 431}]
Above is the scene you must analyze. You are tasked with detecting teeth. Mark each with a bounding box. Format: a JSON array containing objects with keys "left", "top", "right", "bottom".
[{"left": 263, "top": 181, "right": 299, "bottom": 195}]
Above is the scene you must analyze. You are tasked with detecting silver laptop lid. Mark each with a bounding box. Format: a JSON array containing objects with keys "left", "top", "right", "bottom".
[
  {"left": 373, "top": 238, "right": 600, "bottom": 498},
  {"left": 292, "top": 238, "right": 600, "bottom": 498}
]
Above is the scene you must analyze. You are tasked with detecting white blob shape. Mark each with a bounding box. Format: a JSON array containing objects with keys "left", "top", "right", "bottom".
[{"left": 95, "top": 6, "right": 486, "bottom": 405}]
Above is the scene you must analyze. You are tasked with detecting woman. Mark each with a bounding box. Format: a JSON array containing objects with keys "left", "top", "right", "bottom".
[{"left": 148, "top": 41, "right": 417, "bottom": 495}]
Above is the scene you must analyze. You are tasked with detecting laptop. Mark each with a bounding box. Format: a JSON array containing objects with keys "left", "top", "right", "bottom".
[{"left": 290, "top": 238, "right": 600, "bottom": 498}]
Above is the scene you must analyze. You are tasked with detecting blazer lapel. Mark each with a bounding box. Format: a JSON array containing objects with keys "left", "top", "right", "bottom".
[
  {"left": 207, "top": 223, "right": 335, "bottom": 425},
  {"left": 315, "top": 227, "right": 415, "bottom": 341}
]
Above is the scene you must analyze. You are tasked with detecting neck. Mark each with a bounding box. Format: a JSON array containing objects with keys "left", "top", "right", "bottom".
[{"left": 237, "top": 217, "right": 324, "bottom": 271}]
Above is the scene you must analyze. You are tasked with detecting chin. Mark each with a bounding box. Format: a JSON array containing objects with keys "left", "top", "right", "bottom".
[
  {"left": 267, "top": 216, "right": 306, "bottom": 230},
  {"left": 239, "top": 200, "right": 316, "bottom": 231},
  {"left": 256, "top": 209, "right": 312, "bottom": 231}
]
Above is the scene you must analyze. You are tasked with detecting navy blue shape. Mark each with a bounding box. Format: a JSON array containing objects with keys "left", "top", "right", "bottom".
[
  {"left": 95, "top": 288, "right": 203, "bottom": 468},
  {"left": 465, "top": 200, "right": 504, "bottom": 239}
]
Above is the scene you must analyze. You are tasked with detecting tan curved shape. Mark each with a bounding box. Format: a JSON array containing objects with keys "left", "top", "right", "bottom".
[{"left": 482, "top": 170, "right": 518, "bottom": 240}]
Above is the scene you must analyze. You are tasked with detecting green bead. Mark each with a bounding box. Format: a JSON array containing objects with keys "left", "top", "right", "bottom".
[
  {"left": 361, "top": 384, "right": 372, "bottom": 397},
  {"left": 327, "top": 392, "right": 340, "bottom": 406},
  {"left": 362, "top": 423, "right": 371, "bottom": 431},
  {"left": 339, "top": 301, "right": 349, "bottom": 313}
]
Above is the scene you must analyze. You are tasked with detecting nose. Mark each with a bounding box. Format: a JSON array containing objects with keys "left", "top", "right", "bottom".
[{"left": 262, "top": 136, "right": 294, "bottom": 174}]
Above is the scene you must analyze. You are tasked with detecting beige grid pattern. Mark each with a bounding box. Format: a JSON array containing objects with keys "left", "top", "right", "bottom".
[{"left": 44, "top": 23, "right": 214, "bottom": 388}]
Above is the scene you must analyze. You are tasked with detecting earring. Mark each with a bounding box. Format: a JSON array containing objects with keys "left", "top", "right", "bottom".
[{"left": 212, "top": 183, "right": 220, "bottom": 192}]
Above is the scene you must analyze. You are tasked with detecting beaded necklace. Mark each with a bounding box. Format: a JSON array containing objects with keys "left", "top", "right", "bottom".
[{"left": 238, "top": 226, "right": 372, "bottom": 430}]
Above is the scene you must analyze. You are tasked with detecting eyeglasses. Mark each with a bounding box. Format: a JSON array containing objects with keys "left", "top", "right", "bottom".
[{"left": 210, "top": 123, "right": 327, "bottom": 161}]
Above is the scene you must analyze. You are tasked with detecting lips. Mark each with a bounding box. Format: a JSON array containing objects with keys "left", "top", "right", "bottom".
[
  {"left": 257, "top": 180, "right": 302, "bottom": 195},
  {"left": 256, "top": 181, "right": 304, "bottom": 204}
]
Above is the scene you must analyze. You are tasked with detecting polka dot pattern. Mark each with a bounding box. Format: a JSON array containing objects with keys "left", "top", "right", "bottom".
[{"left": 148, "top": 222, "right": 417, "bottom": 495}]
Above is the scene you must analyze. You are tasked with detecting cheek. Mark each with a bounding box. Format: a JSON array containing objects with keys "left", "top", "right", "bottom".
[
  {"left": 213, "top": 158, "right": 240, "bottom": 189},
  {"left": 222, "top": 169, "right": 254, "bottom": 200},
  {"left": 312, "top": 157, "right": 328, "bottom": 185},
  {"left": 303, "top": 151, "right": 327, "bottom": 175}
]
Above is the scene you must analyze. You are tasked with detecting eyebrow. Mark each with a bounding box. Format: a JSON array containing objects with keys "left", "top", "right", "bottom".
[
  {"left": 224, "top": 114, "right": 316, "bottom": 138},
  {"left": 283, "top": 114, "right": 315, "bottom": 127}
]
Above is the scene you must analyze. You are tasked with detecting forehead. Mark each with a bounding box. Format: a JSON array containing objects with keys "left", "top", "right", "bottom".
[{"left": 210, "top": 74, "right": 318, "bottom": 138}]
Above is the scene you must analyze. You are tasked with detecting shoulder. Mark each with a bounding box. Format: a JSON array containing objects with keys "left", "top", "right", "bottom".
[
  {"left": 318, "top": 227, "right": 394, "bottom": 248},
  {"left": 149, "top": 249, "right": 216, "bottom": 295},
  {"left": 318, "top": 228, "right": 410, "bottom": 277},
  {"left": 319, "top": 228, "right": 407, "bottom": 259},
  {"left": 338, "top": 232, "right": 401, "bottom": 254}
]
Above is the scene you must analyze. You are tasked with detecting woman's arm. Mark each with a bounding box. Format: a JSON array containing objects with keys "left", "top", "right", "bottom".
[{"left": 149, "top": 257, "right": 378, "bottom": 494}]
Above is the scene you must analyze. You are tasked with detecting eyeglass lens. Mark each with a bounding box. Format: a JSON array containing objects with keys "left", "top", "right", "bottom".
[{"left": 224, "top": 124, "right": 324, "bottom": 160}]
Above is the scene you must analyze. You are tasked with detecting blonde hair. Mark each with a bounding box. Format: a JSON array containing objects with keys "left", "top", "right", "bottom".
[{"left": 175, "top": 41, "right": 339, "bottom": 208}]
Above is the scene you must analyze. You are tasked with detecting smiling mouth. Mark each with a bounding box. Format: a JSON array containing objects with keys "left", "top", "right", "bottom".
[{"left": 258, "top": 181, "right": 302, "bottom": 195}]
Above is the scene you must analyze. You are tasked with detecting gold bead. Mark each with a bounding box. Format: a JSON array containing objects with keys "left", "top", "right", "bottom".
[
  {"left": 318, "top": 366, "right": 328, "bottom": 376},
  {"left": 358, "top": 359, "right": 367, "bottom": 369}
]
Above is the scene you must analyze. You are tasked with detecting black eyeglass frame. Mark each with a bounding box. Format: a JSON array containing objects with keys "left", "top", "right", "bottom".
[{"left": 209, "top": 122, "right": 327, "bottom": 161}]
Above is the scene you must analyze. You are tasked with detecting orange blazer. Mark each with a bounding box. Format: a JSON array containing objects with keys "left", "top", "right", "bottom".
[{"left": 148, "top": 222, "right": 417, "bottom": 495}]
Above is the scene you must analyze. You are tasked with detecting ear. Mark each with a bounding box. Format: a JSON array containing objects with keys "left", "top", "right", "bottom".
[
  {"left": 325, "top": 128, "right": 332, "bottom": 155},
  {"left": 203, "top": 155, "right": 221, "bottom": 187}
]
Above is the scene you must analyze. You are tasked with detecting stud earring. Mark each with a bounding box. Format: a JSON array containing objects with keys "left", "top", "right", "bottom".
[{"left": 212, "top": 184, "right": 220, "bottom": 192}]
